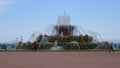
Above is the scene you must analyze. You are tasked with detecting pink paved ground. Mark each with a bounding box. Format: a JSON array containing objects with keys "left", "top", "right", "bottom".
[{"left": 0, "top": 52, "right": 120, "bottom": 68}]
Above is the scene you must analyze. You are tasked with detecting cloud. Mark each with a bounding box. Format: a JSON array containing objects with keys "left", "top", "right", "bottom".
[
  {"left": 0, "top": 0, "right": 8, "bottom": 11},
  {"left": 0, "top": 0, "right": 8, "bottom": 6},
  {"left": 0, "top": 0, "right": 15, "bottom": 12}
]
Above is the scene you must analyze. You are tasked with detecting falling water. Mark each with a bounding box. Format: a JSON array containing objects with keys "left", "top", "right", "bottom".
[
  {"left": 38, "top": 36, "right": 48, "bottom": 49},
  {"left": 71, "top": 41, "right": 80, "bottom": 50},
  {"left": 113, "top": 42, "right": 120, "bottom": 50}
]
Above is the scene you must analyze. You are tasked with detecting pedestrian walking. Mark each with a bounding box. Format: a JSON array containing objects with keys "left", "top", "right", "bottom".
[
  {"left": 109, "top": 42, "right": 115, "bottom": 53},
  {"left": 104, "top": 42, "right": 109, "bottom": 52}
]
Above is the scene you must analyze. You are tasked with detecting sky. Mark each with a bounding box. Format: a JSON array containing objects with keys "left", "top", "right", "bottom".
[{"left": 0, "top": 0, "right": 120, "bottom": 43}]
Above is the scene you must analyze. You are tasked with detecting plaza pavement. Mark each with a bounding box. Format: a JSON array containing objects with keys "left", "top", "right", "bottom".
[{"left": 0, "top": 52, "right": 120, "bottom": 68}]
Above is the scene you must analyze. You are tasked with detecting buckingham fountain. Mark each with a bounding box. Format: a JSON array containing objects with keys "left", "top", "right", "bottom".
[{"left": 16, "top": 12, "right": 100, "bottom": 50}]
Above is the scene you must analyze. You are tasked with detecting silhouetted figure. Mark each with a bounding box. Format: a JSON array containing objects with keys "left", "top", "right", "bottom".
[
  {"left": 109, "top": 42, "right": 115, "bottom": 53},
  {"left": 31, "top": 44, "right": 35, "bottom": 51},
  {"left": 104, "top": 42, "right": 109, "bottom": 52}
]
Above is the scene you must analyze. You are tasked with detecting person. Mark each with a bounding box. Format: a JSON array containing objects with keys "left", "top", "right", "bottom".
[
  {"left": 109, "top": 42, "right": 115, "bottom": 53},
  {"left": 104, "top": 42, "right": 109, "bottom": 52},
  {"left": 31, "top": 44, "right": 35, "bottom": 51}
]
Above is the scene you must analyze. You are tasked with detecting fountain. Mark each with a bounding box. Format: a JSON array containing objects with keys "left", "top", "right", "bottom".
[
  {"left": 33, "top": 12, "right": 95, "bottom": 50},
  {"left": 50, "top": 40, "right": 63, "bottom": 50}
]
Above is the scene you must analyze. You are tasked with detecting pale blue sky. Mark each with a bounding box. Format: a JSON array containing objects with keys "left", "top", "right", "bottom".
[{"left": 0, "top": 0, "right": 120, "bottom": 43}]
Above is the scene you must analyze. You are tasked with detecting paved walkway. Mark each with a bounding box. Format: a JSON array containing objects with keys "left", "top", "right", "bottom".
[{"left": 0, "top": 52, "right": 120, "bottom": 68}]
